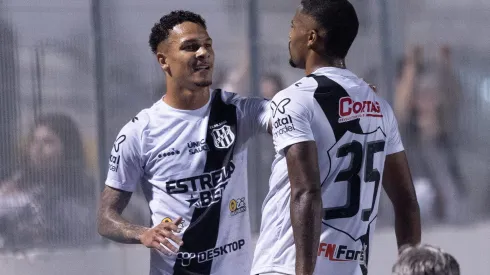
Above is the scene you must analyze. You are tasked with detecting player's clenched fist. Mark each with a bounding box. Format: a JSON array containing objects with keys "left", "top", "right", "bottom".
[{"left": 139, "top": 217, "right": 184, "bottom": 255}]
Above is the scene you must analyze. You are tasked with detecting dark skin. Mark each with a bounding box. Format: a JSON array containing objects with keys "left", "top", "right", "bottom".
[
  {"left": 97, "top": 21, "right": 215, "bottom": 254},
  {"left": 286, "top": 6, "right": 421, "bottom": 274},
  {"left": 382, "top": 152, "right": 421, "bottom": 249}
]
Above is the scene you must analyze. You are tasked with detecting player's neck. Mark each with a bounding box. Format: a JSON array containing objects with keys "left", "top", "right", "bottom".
[
  {"left": 305, "top": 54, "right": 346, "bottom": 75},
  {"left": 163, "top": 85, "right": 210, "bottom": 110}
]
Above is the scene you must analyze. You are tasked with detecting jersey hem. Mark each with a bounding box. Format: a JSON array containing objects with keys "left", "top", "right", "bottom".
[
  {"left": 276, "top": 136, "right": 315, "bottom": 153},
  {"left": 251, "top": 265, "right": 295, "bottom": 275},
  {"left": 386, "top": 145, "right": 404, "bottom": 155},
  {"left": 105, "top": 179, "right": 136, "bottom": 192}
]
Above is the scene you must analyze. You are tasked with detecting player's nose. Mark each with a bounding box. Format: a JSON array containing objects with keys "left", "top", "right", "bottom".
[{"left": 196, "top": 46, "right": 210, "bottom": 59}]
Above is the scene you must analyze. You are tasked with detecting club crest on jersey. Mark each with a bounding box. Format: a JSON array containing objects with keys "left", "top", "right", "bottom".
[
  {"left": 211, "top": 125, "right": 235, "bottom": 149},
  {"left": 338, "top": 97, "right": 383, "bottom": 123}
]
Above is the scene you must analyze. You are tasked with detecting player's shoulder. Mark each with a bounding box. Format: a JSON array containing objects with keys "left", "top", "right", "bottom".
[
  {"left": 271, "top": 76, "right": 318, "bottom": 106},
  {"left": 118, "top": 108, "right": 151, "bottom": 139},
  {"left": 219, "top": 89, "right": 267, "bottom": 105},
  {"left": 218, "top": 89, "right": 270, "bottom": 118},
  {"left": 219, "top": 89, "right": 244, "bottom": 104}
]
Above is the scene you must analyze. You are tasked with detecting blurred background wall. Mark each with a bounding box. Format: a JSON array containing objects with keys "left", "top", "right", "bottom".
[{"left": 1, "top": 0, "right": 489, "bottom": 274}]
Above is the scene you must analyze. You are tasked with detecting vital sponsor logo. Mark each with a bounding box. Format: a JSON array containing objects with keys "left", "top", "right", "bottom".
[
  {"left": 113, "top": 135, "right": 126, "bottom": 152},
  {"left": 108, "top": 154, "right": 120, "bottom": 172},
  {"left": 229, "top": 197, "right": 246, "bottom": 216},
  {"left": 270, "top": 98, "right": 291, "bottom": 118},
  {"left": 177, "top": 239, "right": 246, "bottom": 267},
  {"left": 211, "top": 125, "right": 235, "bottom": 149},
  {"left": 165, "top": 161, "right": 236, "bottom": 208},
  {"left": 317, "top": 243, "right": 366, "bottom": 264},
  {"left": 109, "top": 134, "right": 126, "bottom": 172},
  {"left": 272, "top": 114, "right": 295, "bottom": 138},
  {"left": 188, "top": 139, "right": 209, "bottom": 155},
  {"left": 338, "top": 97, "right": 383, "bottom": 123}
]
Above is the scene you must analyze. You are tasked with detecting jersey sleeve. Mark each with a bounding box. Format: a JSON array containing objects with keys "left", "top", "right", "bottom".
[
  {"left": 244, "top": 97, "right": 270, "bottom": 135},
  {"left": 271, "top": 90, "right": 315, "bottom": 153},
  {"left": 105, "top": 116, "right": 146, "bottom": 192},
  {"left": 224, "top": 91, "right": 270, "bottom": 136},
  {"left": 385, "top": 104, "right": 404, "bottom": 155}
]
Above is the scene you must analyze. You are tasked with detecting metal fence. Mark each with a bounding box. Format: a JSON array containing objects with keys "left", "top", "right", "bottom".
[{"left": 0, "top": 0, "right": 489, "bottom": 274}]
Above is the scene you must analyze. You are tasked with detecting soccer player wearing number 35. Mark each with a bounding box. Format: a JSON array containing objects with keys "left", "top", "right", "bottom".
[{"left": 251, "top": 1, "right": 421, "bottom": 275}]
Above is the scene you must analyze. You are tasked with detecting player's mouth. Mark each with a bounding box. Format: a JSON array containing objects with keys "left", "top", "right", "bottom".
[{"left": 193, "top": 64, "right": 211, "bottom": 72}]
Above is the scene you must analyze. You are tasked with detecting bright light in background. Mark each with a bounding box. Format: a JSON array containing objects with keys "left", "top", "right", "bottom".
[{"left": 481, "top": 77, "right": 490, "bottom": 104}]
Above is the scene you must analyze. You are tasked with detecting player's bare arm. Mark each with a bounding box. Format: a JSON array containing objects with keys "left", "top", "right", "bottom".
[
  {"left": 382, "top": 151, "right": 421, "bottom": 249},
  {"left": 286, "top": 141, "right": 322, "bottom": 275},
  {"left": 97, "top": 186, "right": 183, "bottom": 254}
]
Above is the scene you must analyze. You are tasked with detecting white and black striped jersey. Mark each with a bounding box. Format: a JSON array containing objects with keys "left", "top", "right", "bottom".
[
  {"left": 105, "top": 90, "right": 269, "bottom": 275},
  {"left": 251, "top": 67, "right": 404, "bottom": 275}
]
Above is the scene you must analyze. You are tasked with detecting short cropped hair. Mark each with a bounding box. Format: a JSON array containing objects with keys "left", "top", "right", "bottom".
[
  {"left": 301, "top": 0, "right": 359, "bottom": 58},
  {"left": 392, "top": 244, "right": 460, "bottom": 275},
  {"left": 148, "top": 10, "right": 207, "bottom": 54}
]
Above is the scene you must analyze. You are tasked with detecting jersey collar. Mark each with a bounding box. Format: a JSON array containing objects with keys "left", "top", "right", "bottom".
[{"left": 311, "top": 67, "right": 357, "bottom": 78}]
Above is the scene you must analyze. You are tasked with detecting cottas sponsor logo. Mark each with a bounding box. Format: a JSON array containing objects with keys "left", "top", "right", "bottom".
[{"left": 338, "top": 97, "right": 383, "bottom": 123}]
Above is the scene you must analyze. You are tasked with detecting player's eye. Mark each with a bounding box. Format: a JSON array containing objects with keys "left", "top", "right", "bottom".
[{"left": 183, "top": 44, "right": 200, "bottom": 51}]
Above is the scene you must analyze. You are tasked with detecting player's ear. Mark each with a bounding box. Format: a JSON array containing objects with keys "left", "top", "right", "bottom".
[
  {"left": 307, "top": 29, "right": 320, "bottom": 50},
  {"left": 157, "top": 51, "right": 169, "bottom": 73}
]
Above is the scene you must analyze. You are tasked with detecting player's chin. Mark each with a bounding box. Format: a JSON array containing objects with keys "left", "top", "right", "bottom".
[
  {"left": 195, "top": 79, "right": 212, "bottom": 87},
  {"left": 288, "top": 58, "right": 297, "bottom": 68}
]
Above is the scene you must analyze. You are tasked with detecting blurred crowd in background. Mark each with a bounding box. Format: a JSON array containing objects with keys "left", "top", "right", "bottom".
[{"left": 0, "top": 0, "right": 489, "bottom": 271}]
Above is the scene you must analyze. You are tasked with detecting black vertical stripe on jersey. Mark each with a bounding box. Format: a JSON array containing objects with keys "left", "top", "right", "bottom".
[
  {"left": 309, "top": 75, "right": 363, "bottom": 141},
  {"left": 359, "top": 224, "right": 371, "bottom": 275},
  {"left": 173, "top": 90, "right": 238, "bottom": 275},
  {"left": 311, "top": 74, "right": 371, "bottom": 273}
]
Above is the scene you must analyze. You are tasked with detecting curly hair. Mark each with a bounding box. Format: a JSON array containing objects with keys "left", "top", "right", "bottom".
[
  {"left": 148, "top": 10, "right": 207, "bottom": 54},
  {"left": 300, "top": 0, "right": 359, "bottom": 58}
]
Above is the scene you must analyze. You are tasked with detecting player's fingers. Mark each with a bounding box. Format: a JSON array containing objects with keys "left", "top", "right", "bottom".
[
  {"left": 173, "top": 217, "right": 183, "bottom": 226},
  {"left": 369, "top": 84, "right": 377, "bottom": 92},
  {"left": 156, "top": 229, "right": 183, "bottom": 246},
  {"left": 166, "top": 232, "right": 184, "bottom": 247},
  {"left": 151, "top": 240, "right": 172, "bottom": 256},
  {"left": 159, "top": 222, "right": 180, "bottom": 232},
  {"left": 155, "top": 236, "right": 179, "bottom": 253}
]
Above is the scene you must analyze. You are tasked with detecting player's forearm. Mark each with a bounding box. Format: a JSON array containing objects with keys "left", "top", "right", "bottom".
[
  {"left": 97, "top": 210, "right": 148, "bottom": 244},
  {"left": 291, "top": 189, "right": 323, "bottom": 275},
  {"left": 394, "top": 199, "right": 421, "bottom": 249}
]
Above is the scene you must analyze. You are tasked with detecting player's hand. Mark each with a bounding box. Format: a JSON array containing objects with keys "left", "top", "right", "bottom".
[
  {"left": 139, "top": 217, "right": 184, "bottom": 255},
  {"left": 369, "top": 83, "right": 377, "bottom": 92},
  {"left": 360, "top": 78, "right": 377, "bottom": 93}
]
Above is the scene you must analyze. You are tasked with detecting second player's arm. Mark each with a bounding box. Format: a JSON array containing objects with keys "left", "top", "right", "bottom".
[
  {"left": 382, "top": 151, "right": 421, "bottom": 249},
  {"left": 97, "top": 186, "right": 148, "bottom": 244},
  {"left": 97, "top": 186, "right": 183, "bottom": 254},
  {"left": 286, "top": 141, "right": 323, "bottom": 275}
]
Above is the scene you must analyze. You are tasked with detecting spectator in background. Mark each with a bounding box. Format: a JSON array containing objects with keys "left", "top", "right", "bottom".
[
  {"left": 0, "top": 113, "right": 97, "bottom": 251},
  {"left": 394, "top": 46, "right": 467, "bottom": 224},
  {"left": 260, "top": 72, "right": 284, "bottom": 99},
  {"left": 392, "top": 244, "right": 460, "bottom": 275}
]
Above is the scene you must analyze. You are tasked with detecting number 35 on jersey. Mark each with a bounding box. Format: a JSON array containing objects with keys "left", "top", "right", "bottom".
[{"left": 322, "top": 128, "right": 386, "bottom": 240}]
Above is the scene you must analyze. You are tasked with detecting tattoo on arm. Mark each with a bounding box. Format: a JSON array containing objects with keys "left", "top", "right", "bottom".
[{"left": 97, "top": 186, "right": 148, "bottom": 244}]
